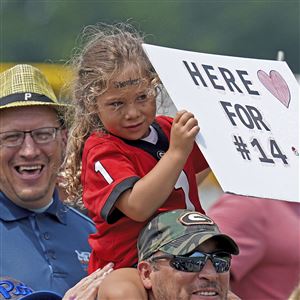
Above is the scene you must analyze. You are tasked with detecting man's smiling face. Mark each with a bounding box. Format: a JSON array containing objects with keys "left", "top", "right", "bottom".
[
  {"left": 139, "top": 238, "right": 230, "bottom": 300},
  {"left": 0, "top": 105, "right": 65, "bottom": 209}
]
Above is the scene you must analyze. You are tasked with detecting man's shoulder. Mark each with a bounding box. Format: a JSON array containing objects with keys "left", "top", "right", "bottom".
[{"left": 65, "top": 206, "right": 95, "bottom": 228}]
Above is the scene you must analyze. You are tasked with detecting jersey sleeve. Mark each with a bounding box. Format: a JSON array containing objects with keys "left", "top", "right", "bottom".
[{"left": 81, "top": 140, "right": 140, "bottom": 224}]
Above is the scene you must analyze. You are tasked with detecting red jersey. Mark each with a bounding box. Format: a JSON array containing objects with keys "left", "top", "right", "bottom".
[{"left": 81, "top": 116, "right": 208, "bottom": 272}]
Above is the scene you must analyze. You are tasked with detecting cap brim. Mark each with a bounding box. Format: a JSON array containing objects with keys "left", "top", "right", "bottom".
[
  {"left": 21, "top": 291, "right": 62, "bottom": 300},
  {"left": 0, "top": 101, "right": 70, "bottom": 110},
  {"left": 160, "top": 232, "right": 239, "bottom": 256}
]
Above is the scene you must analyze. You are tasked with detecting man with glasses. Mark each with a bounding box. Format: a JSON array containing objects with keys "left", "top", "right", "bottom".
[
  {"left": 137, "top": 209, "right": 239, "bottom": 300},
  {"left": 0, "top": 64, "right": 96, "bottom": 297}
]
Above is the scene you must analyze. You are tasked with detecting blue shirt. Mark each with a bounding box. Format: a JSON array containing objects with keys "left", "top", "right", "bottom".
[{"left": 0, "top": 190, "right": 95, "bottom": 296}]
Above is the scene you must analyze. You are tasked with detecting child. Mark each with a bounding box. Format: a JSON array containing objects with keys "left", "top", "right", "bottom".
[{"left": 64, "top": 22, "right": 209, "bottom": 274}]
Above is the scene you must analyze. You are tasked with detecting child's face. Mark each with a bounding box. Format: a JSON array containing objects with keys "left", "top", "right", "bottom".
[{"left": 96, "top": 64, "right": 156, "bottom": 140}]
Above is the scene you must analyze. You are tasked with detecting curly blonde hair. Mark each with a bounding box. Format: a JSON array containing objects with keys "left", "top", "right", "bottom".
[{"left": 62, "top": 22, "right": 159, "bottom": 208}]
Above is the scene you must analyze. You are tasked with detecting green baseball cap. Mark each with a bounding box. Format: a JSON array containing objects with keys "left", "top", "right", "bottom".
[
  {"left": 0, "top": 64, "right": 68, "bottom": 110},
  {"left": 138, "top": 209, "right": 239, "bottom": 261}
]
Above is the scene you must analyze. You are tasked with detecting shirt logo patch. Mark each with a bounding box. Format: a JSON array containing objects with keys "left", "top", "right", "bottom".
[
  {"left": 157, "top": 150, "right": 165, "bottom": 159},
  {"left": 75, "top": 250, "right": 91, "bottom": 272}
]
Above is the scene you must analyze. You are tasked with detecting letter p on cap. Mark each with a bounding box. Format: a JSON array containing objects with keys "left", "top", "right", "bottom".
[{"left": 24, "top": 93, "right": 32, "bottom": 100}]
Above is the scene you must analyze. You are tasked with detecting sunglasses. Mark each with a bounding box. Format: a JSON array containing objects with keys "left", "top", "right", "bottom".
[{"left": 149, "top": 251, "right": 231, "bottom": 273}]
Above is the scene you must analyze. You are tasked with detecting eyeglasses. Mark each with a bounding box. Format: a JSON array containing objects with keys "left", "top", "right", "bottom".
[
  {"left": 149, "top": 251, "right": 231, "bottom": 273},
  {"left": 0, "top": 127, "right": 61, "bottom": 148}
]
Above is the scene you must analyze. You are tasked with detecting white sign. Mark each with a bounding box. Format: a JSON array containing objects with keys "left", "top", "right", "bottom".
[{"left": 143, "top": 44, "right": 299, "bottom": 202}]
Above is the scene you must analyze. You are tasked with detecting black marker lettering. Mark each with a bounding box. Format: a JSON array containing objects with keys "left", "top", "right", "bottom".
[
  {"left": 183, "top": 61, "right": 207, "bottom": 87},
  {"left": 202, "top": 64, "right": 225, "bottom": 90},
  {"left": 219, "top": 67, "right": 243, "bottom": 93},
  {"left": 236, "top": 70, "right": 260, "bottom": 95}
]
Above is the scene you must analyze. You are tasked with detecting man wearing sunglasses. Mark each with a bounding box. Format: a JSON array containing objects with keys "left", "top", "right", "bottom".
[
  {"left": 0, "top": 64, "right": 96, "bottom": 297},
  {"left": 137, "top": 209, "right": 239, "bottom": 300}
]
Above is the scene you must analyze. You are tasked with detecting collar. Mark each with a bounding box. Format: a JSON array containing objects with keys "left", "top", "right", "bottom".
[
  {"left": 141, "top": 125, "right": 158, "bottom": 144},
  {"left": 0, "top": 189, "right": 67, "bottom": 224}
]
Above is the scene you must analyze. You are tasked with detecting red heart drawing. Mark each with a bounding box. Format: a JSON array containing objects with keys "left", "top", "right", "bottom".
[{"left": 257, "top": 70, "right": 291, "bottom": 108}]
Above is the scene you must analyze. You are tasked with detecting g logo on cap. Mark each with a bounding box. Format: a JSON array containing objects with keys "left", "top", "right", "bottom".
[{"left": 179, "top": 212, "right": 214, "bottom": 226}]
